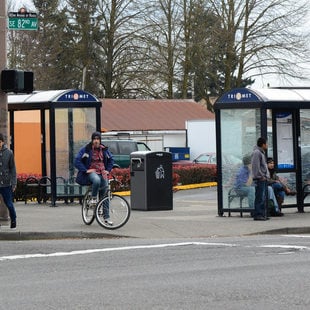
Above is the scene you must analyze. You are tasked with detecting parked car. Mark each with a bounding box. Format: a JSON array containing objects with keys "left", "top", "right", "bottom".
[
  {"left": 173, "top": 152, "right": 242, "bottom": 167},
  {"left": 101, "top": 138, "right": 151, "bottom": 168}
]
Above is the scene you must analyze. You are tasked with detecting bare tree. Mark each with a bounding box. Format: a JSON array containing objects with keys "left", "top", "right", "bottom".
[
  {"left": 92, "top": 0, "right": 143, "bottom": 98},
  {"left": 209, "top": 0, "right": 310, "bottom": 90},
  {"left": 137, "top": 0, "right": 184, "bottom": 99}
]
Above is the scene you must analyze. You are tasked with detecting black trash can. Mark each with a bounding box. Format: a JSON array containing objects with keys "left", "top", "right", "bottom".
[{"left": 130, "top": 151, "right": 173, "bottom": 211}]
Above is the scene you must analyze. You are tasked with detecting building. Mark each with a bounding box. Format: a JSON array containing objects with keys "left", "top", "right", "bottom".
[{"left": 100, "top": 98, "right": 215, "bottom": 153}]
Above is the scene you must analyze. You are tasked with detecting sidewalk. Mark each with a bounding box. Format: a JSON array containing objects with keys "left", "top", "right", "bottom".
[{"left": 1, "top": 186, "right": 310, "bottom": 240}]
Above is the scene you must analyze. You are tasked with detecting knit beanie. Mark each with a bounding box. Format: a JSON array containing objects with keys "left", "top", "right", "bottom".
[{"left": 91, "top": 131, "right": 101, "bottom": 141}]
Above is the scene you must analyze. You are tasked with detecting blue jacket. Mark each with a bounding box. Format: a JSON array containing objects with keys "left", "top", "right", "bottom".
[
  {"left": 74, "top": 142, "right": 114, "bottom": 185},
  {"left": 234, "top": 165, "right": 250, "bottom": 189}
]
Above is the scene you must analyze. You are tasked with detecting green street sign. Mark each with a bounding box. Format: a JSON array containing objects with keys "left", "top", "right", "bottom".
[{"left": 8, "top": 17, "right": 38, "bottom": 31}]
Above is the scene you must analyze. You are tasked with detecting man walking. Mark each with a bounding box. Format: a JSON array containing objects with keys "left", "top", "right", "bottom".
[
  {"left": 251, "top": 137, "right": 270, "bottom": 221},
  {"left": 0, "top": 133, "right": 17, "bottom": 229}
]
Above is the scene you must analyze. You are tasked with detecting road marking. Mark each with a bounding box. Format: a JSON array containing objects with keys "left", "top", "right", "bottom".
[
  {"left": 1, "top": 241, "right": 309, "bottom": 262},
  {"left": 0, "top": 242, "right": 237, "bottom": 261},
  {"left": 282, "top": 235, "right": 310, "bottom": 238},
  {"left": 259, "top": 244, "right": 309, "bottom": 250}
]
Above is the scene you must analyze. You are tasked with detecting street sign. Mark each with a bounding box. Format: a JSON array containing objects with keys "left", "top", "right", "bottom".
[{"left": 8, "top": 12, "right": 38, "bottom": 31}]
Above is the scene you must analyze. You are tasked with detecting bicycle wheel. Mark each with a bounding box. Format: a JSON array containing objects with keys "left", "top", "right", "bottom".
[
  {"left": 81, "top": 189, "right": 95, "bottom": 225},
  {"left": 95, "top": 194, "right": 130, "bottom": 230}
]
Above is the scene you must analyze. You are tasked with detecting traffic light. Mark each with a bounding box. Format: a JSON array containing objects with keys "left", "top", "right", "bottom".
[{"left": 0, "top": 69, "right": 34, "bottom": 93}]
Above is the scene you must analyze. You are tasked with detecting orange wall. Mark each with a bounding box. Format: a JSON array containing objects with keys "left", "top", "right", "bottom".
[{"left": 14, "top": 123, "right": 41, "bottom": 175}]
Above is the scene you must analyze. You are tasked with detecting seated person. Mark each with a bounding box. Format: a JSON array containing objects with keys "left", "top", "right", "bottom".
[
  {"left": 234, "top": 155, "right": 255, "bottom": 209},
  {"left": 267, "top": 157, "right": 296, "bottom": 210},
  {"left": 234, "top": 155, "right": 283, "bottom": 216}
]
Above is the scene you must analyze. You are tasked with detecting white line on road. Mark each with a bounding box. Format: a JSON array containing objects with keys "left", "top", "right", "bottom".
[
  {"left": 259, "top": 244, "right": 310, "bottom": 250},
  {"left": 281, "top": 235, "right": 310, "bottom": 238},
  {"left": 0, "top": 242, "right": 237, "bottom": 261}
]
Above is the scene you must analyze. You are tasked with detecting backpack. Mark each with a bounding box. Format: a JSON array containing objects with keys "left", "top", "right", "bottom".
[{"left": 267, "top": 199, "right": 277, "bottom": 217}]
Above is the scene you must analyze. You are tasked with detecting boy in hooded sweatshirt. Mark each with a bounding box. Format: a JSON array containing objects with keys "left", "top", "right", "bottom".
[{"left": 0, "top": 133, "right": 17, "bottom": 229}]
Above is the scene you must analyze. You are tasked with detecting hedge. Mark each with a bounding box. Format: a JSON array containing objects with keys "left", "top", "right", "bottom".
[{"left": 14, "top": 165, "right": 217, "bottom": 201}]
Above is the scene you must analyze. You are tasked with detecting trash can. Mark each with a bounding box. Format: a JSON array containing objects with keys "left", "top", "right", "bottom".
[{"left": 130, "top": 151, "right": 173, "bottom": 211}]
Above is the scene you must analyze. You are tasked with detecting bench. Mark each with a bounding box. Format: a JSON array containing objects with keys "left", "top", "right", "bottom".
[
  {"left": 227, "top": 188, "right": 248, "bottom": 217},
  {"left": 23, "top": 176, "right": 40, "bottom": 204},
  {"left": 303, "top": 183, "right": 310, "bottom": 201},
  {"left": 62, "top": 177, "right": 85, "bottom": 204},
  {"left": 37, "top": 176, "right": 85, "bottom": 204}
]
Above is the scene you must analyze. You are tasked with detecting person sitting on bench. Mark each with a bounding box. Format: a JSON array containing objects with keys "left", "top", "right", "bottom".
[
  {"left": 267, "top": 157, "right": 296, "bottom": 211},
  {"left": 234, "top": 155, "right": 255, "bottom": 209}
]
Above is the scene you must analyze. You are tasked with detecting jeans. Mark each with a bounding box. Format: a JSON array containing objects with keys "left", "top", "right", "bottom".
[
  {"left": 271, "top": 182, "right": 285, "bottom": 201},
  {"left": 88, "top": 173, "right": 109, "bottom": 218},
  {"left": 88, "top": 172, "right": 108, "bottom": 198},
  {"left": 254, "top": 179, "right": 267, "bottom": 218},
  {"left": 0, "top": 186, "right": 16, "bottom": 222},
  {"left": 236, "top": 186, "right": 255, "bottom": 209}
]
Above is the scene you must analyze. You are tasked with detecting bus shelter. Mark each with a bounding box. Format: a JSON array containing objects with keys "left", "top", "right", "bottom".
[
  {"left": 8, "top": 89, "right": 101, "bottom": 206},
  {"left": 214, "top": 87, "right": 310, "bottom": 216}
]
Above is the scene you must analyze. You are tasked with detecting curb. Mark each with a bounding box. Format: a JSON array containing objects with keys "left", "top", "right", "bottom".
[
  {"left": 0, "top": 231, "right": 128, "bottom": 241},
  {"left": 253, "top": 226, "right": 310, "bottom": 236}
]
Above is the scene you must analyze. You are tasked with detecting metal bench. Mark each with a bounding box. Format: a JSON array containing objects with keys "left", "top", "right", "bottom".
[
  {"left": 303, "top": 183, "right": 310, "bottom": 201},
  {"left": 227, "top": 188, "right": 248, "bottom": 217},
  {"left": 23, "top": 176, "right": 40, "bottom": 203},
  {"left": 38, "top": 176, "right": 85, "bottom": 204}
]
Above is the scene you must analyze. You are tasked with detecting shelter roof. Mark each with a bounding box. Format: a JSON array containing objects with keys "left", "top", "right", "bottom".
[
  {"left": 8, "top": 89, "right": 99, "bottom": 103},
  {"left": 215, "top": 87, "right": 310, "bottom": 105}
]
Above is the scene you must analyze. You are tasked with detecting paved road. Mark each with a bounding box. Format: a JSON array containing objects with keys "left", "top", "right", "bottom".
[{"left": 1, "top": 235, "right": 310, "bottom": 309}]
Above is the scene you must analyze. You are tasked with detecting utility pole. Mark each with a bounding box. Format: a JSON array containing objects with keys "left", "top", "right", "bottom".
[
  {"left": 0, "top": 0, "right": 7, "bottom": 136},
  {"left": 0, "top": 0, "right": 9, "bottom": 221}
]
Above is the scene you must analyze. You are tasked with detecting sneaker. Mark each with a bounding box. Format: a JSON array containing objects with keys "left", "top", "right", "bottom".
[
  {"left": 104, "top": 218, "right": 113, "bottom": 226},
  {"left": 10, "top": 221, "right": 16, "bottom": 229},
  {"left": 90, "top": 198, "right": 97, "bottom": 207}
]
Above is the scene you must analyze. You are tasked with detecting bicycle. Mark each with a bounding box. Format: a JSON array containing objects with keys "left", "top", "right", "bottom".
[{"left": 81, "top": 176, "right": 131, "bottom": 230}]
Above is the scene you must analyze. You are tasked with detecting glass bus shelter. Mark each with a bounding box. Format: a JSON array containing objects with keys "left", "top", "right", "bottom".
[
  {"left": 214, "top": 87, "right": 310, "bottom": 216},
  {"left": 8, "top": 89, "right": 101, "bottom": 206}
]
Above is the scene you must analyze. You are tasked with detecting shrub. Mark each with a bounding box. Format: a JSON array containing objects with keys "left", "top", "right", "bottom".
[
  {"left": 172, "top": 164, "right": 217, "bottom": 185},
  {"left": 14, "top": 165, "right": 216, "bottom": 200},
  {"left": 110, "top": 168, "right": 131, "bottom": 191},
  {"left": 110, "top": 165, "right": 216, "bottom": 191},
  {"left": 15, "top": 173, "right": 42, "bottom": 201}
]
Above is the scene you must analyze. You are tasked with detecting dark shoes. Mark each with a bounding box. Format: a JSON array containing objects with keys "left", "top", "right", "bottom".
[
  {"left": 253, "top": 216, "right": 270, "bottom": 221},
  {"left": 10, "top": 221, "right": 16, "bottom": 229},
  {"left": 274, "top": 211, "right": 284, "bottom": 217}
]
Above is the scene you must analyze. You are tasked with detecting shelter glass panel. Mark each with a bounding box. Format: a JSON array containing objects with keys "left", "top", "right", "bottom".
[
  {"left": 220, "top": 109, "right": 261, "bottom": 209},
  {"left": 300, "top": 110, "right": 310, "bottom": 204},
  {"left": 54, "top": 108, "right": 97, "bottom": 181},
  {"left": 12, "top": 110, "right": 41, "bottom": 175},
  {"left": 45, "top": 110, "right": 50, "bottom": 177}
]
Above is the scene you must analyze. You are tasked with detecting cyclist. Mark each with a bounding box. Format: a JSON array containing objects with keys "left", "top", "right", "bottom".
[{"left": 74, "top": 131, "right": 114, "bottom": 225}]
